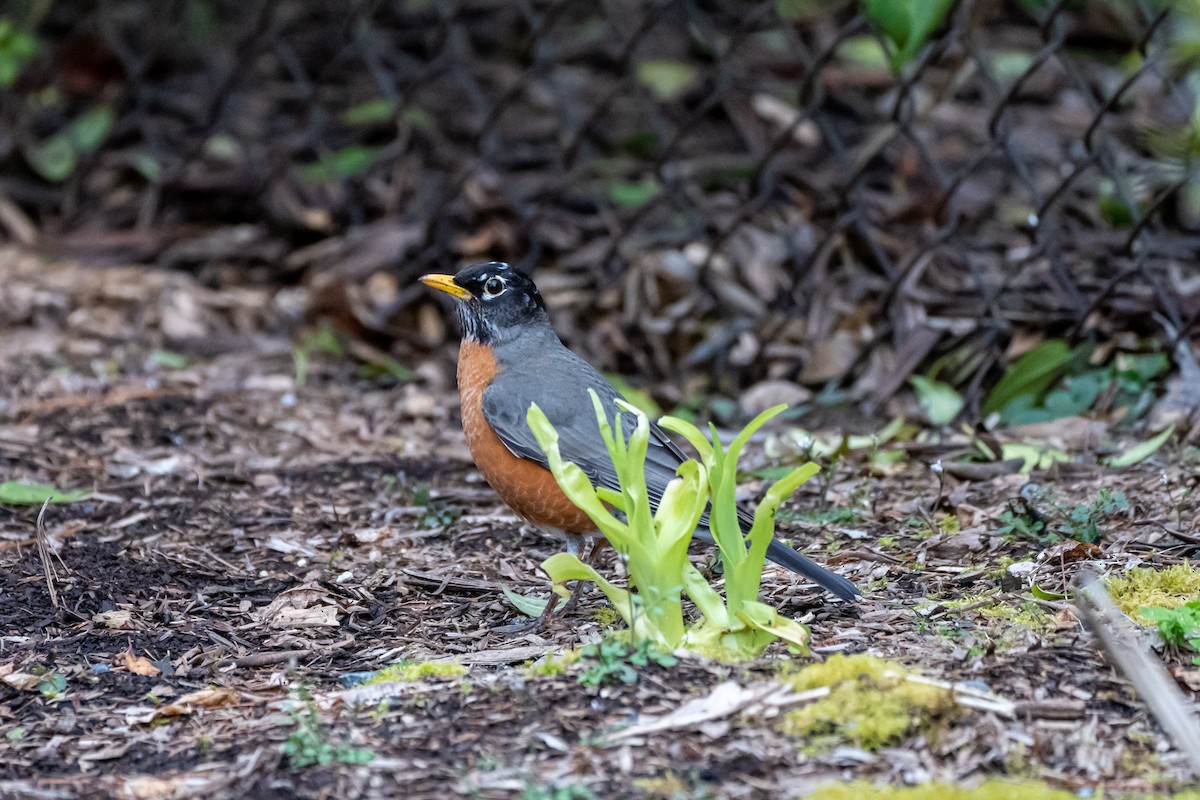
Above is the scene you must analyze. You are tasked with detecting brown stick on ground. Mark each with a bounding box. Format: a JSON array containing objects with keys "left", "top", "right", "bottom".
[
  {"left": 35, "top": 499, "right": 61, "bottom": 610},
  {"left": 1073, "top": 570, "right": 1200, "bottom": 777}
]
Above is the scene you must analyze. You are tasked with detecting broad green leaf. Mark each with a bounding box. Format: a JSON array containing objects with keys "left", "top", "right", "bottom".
[
  {"left": 341, "top": 98, "right": 398, "bottom": 126},
  {"left": 541, "top": 552, "right": 648, "bottom": 637},
  {"left": 0, "top": 21, "right": 38, "bottom": 87},
  {"left": 862, "top": 0, "right": 910, "bottom": 48},
  {"left": 987, "top": 51, "right": 1034, "bottom": 80},
  {"left": 737, "top": 599, "right": 810, "bottom": 653},
  {"left": 299, "top": 145, "right": 381, "bottom": 183},
  {"left": 863, "top": 0, "right": 953, "bottom": 68},
  {"left": 635, "top": 59, "right": 699, "bottom": 100},
  {"left": 984, "top": 340, "right": 1073, "bottom": 417},
  {"left": 1105, "top": 425, "right": 1174, "bottom": 468},
  {"left": 681, "top": 563, "right": 732, "bottom": 629},
  {"left": 1000, "top": 442, "right": 1071, "bottom": 473},
  {"left": 653, "top": 461, "right": 708, "bottom": 555},
  {"left": 24, "top": 136, "right": 76, "bottom": 182},
  {"left": 67, "top": 106, "right": 114, "bottom": 153},
  {"left": 910, "top": 375, "right": 963, "bottom": 425},
  {"left": 837, "top": 36, "right": 890, "bottom": 69},
  {"left": 903, "top": 0, "right": 953, "bottom": 61},
  {"left": 0, "top": 481, "right": 88, "bottom": 505},
  {"left": 131, "top": 152, "right": 163, "bottom": 183},
  {"left": 1031, "top": 583, "right": 1066, "bottom": 601},
  {"left": 608, "top": 179, "right": 661, "bottom": 209},
  {"left": 501, "top": 588, "right": 564, "bottom": 618}
]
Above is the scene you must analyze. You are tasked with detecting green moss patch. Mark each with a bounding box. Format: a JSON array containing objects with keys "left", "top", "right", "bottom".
[
  {"left": 364, "top": 660, "right": 467, "bottom": 684},
  {"left": 522, "top": 649, "right": 581, "bottom": 678},
  {"left": 1108, "top": 563, "right": 1200, "bottom": 623},
  {"left": 807, "top": 781, "right": 1200, "bottom": 800},
  {"left": 778, "top": 654, "right": 957, "bottom": 751}
]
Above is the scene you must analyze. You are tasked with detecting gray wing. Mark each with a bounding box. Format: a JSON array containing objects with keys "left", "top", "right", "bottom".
[{"left": 480, "top": 352, "right": 687, "bottom": 499}]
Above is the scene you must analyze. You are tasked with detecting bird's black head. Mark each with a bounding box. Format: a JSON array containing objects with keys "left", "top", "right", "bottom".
[{"left": 420, "top": 262, "right": 550, "bottom": 345}]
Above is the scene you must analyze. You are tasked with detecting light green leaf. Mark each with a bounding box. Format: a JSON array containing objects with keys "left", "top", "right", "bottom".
[
  {"left": 910, "top": 375, "right": 963, "bottom": 425},
  {"left": 737, "top": 599, "right": 810, "bottom": 653},
  {"left": 1105, "top": 425, "right": 1174, "bottom": 468},
  {"left": 300, "top": 145, "right": 382, "bottom": 183},
  {"left": 501, "top": 588, "right": 564, "bottom": 618},
  {"left": 340, "top": 98, "right": 398, "bottom": 126},
  {"left": 0, "top": 21, "right": 37, "bottom": 87},
  {"left": 1000, "top": 443, "right": 1071, "bottom": 473},
  {"left": 653, "top": 461, "right": 709, "bottom": 555},
  {"left": 25, "top": 136, "right": 76, "bottom": 182},
  {"left": 608, "top": 179, "right": 661, "bottom": 209},
  {"left": 67, "top": 106, "right": 114, "bottom": 153},
  {"left": 636, "top": 59, "right": 699, "bottom": 100},
  {"left": 131, "top": 152, "right": 163, "bottom": 183},
  {"left": 541, "top": 552, "right": 644, "bottom": 636},
  {"left": 837, "top": 36, "right": 890, "bottom": 69},
  {"left": 682, "top": 563, "right": 732, "bottom": 629},
  {"left": 1031, "top": 583, "right": 1066, "bottom": 601},
  {"left": 0, "top": 482, "right": 88, "bottom": 505}
]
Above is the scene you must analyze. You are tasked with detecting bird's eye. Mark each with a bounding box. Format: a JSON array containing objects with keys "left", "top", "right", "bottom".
[{"left": 482, "top": 277, "right": 506, "bottom": 297}]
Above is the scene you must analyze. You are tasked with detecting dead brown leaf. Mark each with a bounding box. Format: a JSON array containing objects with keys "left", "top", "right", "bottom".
[{"left": 121, "top": 647, "right": 162, "bottom": 677}]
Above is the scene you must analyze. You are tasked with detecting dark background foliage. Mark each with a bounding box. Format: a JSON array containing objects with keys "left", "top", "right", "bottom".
[{"left": 1, "top": 0, "right": 1196, "bottom": 418}]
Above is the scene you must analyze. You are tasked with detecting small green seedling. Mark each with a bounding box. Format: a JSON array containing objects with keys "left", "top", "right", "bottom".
[
  {"left": 281, "top": 686, "right": 374, "bottom": 769},
  {"left": 36, "top": 672, "right": 66, "bottom": 700},
  {"left": 1141, "top": 600, "right": 1200, "bottom": 665},
  {"left": 999, "top": 486, "right": 1128, "bottom": 545},
  {"left": 520, "top": 784, "right": 595, "bottom": 800},
  {"left": 576, "top": 636, "right": 677, "bottom": 687}
]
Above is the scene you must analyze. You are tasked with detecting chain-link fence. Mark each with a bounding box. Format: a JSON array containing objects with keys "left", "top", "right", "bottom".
[{"left": 2, "top": 0, "right": 1196, "bottom": 413}]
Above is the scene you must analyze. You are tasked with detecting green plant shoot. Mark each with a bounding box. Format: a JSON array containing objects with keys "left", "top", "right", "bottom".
[
  {"left": 661, "top": 407, "right": 818, "bottom": 656},
  {"left": 528, "top": 392, "right": 705, "bottom": 649},
  {"left": 526, "top": 391, "right": 816, "bottom": 659}
]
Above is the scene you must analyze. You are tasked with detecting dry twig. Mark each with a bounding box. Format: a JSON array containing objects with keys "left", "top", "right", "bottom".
[{"left": 1073, "top": 570, "right": 1200, "bottom": 777}]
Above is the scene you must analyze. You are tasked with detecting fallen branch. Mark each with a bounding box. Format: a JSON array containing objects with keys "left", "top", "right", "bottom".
[{"left": 1073, "top": 570, "right": 1200, "bottom": 777}]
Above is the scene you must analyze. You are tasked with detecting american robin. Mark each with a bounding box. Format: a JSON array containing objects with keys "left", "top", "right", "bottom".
[{"left": 420, "top": 262, "right": 860, "bottom": 603}]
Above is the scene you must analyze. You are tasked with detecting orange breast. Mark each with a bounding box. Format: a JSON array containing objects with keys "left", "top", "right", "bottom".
[{"left": 458, "top": 341, "right": 597, "bottom": 533}]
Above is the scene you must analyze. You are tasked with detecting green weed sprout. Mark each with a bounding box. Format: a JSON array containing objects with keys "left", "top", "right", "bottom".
[{"left": 526, "top": 390, "right": 815, "bottom": 659}]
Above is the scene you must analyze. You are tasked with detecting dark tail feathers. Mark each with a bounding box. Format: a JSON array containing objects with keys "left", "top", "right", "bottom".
[{"left": 764, "top": 539, "right": 860, "bottom": 602}]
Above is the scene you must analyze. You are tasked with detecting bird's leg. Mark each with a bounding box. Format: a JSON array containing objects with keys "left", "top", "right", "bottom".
[
  {"left": 533, "top": 535, "right": 602, "bottom": 630},
  {"left": 551, "top": 532, "right": 588, "bottom": 620},
  {"left": 500, "top": 530, "right": 586, "bottom": 633},
  {"left": 560, "top": 536, "right": 606, "bottom": 616}
]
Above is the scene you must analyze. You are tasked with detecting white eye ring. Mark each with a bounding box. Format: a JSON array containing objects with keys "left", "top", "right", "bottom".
[{"left": 482, "top": 276, "right": 506, "bottom": 297}]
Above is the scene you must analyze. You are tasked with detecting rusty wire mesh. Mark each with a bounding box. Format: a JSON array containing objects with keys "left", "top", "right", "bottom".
[{"left": 2, "top": 0, "right": 1196, "bottom": 413}]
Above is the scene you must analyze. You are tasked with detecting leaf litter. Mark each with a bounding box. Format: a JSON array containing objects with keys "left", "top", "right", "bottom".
[{"left": 2, "top": 249, "right": 1200, "bottom": 797}]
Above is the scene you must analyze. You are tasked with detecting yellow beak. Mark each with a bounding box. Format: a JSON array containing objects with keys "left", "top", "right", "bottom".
[{"left": 419, "top": 273, "right": 473, "bottom": 300}]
